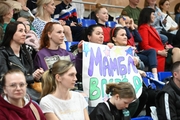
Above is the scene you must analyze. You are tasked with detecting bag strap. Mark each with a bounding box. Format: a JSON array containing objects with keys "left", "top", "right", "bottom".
[
  {"left": 30, "top": 103, "right": 40, "bottom": 120},
  {"left": 104, "top": 101, "right": 110, "bottom": 111}
]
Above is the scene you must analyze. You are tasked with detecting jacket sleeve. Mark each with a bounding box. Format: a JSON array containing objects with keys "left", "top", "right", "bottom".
[
  {"left": 132, "top": 29, "right": 142, "bottom": 42},
  {"left": 138, "top": 26, "right": 159, "bottom": 52},
  {"left": 0, "top": 51, "right": 8, "bottom": 79}
]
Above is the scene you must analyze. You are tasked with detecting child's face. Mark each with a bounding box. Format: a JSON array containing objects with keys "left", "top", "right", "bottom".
[{"left": 124, "top": 16, "right": 130, "bottom": 28}]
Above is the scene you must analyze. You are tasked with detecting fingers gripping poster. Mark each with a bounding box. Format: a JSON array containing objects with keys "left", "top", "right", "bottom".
[{"left": 82, "top": 42, "right": 142, "bottom": 107}]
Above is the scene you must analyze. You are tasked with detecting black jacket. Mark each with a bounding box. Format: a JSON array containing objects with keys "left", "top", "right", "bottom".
[
  {"left": 89, "top": 99, "right": 131, "bottom": 120},
  {"left": 0, "top": 45, "right": 34, "bottom": 91},
  {"left": 156, "top": 78, "right": 180, "bottom": 120}
]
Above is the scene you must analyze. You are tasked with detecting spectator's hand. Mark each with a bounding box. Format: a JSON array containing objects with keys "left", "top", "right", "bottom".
[
  {"left": 59, "top": 20, "right": 66, "bottom": 26},
  {"left": 119, "top": 17, "right": 126, "bottom": 27},
  {"left": 78, "top": 40, "right": 84, "bottom": 53},
  {"left": 70, "top": 22, "right": 77, "bottom": 26},
  {"left": 162, "top": 19, "right": 167, "bottom": 26},
  {"left": 22, "top": 6, "right": 29, "bottom": 11},
  {"left": 133, "top": 56, "right": 139, "bottom": 66},
  {"left": 107, "top": 43, "right": 114, "bottom": 49},
  {"left": 138, "top": 70, "right": 146, "bottom": 77},
  {"left": 158, "top": 50, "right": 167, "bottom": 57},
  {"left": 130, "top": 18, "right": 135, "bottom": 30},
  {"left": 25, "top": 32, "right": 39, "bottom": 51},
  {"left": 33, "top": 68, "right": 44, "bottom": 81}
]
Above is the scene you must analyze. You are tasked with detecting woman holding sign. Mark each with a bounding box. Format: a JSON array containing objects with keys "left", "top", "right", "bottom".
[{"left": 89, "top": 82, "right": 136, "bottom": 120}]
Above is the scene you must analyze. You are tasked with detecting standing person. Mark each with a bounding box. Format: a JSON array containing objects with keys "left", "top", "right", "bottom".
[
  {"left": 0, "top": 1, "right": 15, "bottom": 43},
  {"left": 0, "top": 21, "right": 44, "bottom": 101},
  {"left": 138, "top": 8, "right": 180, "bottom": 71},
  {"left": 33, "top": 22, "right": 75, "bottom": 71},
  {"left": 121, "top": 0, "right": 141, "bottom": 28},
  {"left": 31, "top": 0, "right": 71, "bottom": 49},
  {"left": 0, "top": 69, "right": 46, "bottom": 120},
  {"left": 174, "top": 2, "right": 180, "bottom": 24},
  {"left": 144, "top": 0, "right": 168, "bottom": 44},
  {"left": 89, "top": 82, "right": 136, "bottom": 120},
  {"left": 53, "top": 0, "right": 85, "bottom": 41},
  {"left": 156, "top": 61, "right": 180, "bottom": 120},
  {"left": 95, "top": 5, "right": 112, "bottom": 44},
  {"left": 40, "top": 60, "right": 89, "bottom": 120},
  {"left": 159, "top": 0, "right": 179, "bottom": 35}
]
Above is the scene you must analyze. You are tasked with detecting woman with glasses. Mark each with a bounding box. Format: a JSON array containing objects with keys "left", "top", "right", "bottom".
[
  {"left": 0, "top": 21, "right": 44, "bottom": 101},
  {"left": 89, "top": 82, "right": 136, "bottom": 120},
  {"left": 40, "top": 60, "right": 89, "bottom": 120},
  {"left": 0, "top": 69, "right": 46, "bottom": 120}
]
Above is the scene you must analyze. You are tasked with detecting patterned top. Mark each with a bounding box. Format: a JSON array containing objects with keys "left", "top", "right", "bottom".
[{"left": 32, "top": 17, "right": 59, "bottom": 39}]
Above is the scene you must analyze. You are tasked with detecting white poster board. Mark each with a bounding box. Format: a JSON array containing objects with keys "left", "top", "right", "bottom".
[{"left": 82, "top": 42, "right": 142, "bottom": 107}]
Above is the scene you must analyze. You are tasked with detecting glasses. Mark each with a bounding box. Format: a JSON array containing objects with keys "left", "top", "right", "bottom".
[{"left": 5, "top": 83, "right": 27, "bottom": 89}]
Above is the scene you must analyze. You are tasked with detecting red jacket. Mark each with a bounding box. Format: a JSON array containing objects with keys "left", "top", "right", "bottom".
[{"left": 138, "top": 24, "right": 165, "bottom": 71}]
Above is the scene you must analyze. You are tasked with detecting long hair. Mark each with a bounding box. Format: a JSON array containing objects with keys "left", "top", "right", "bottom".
[
  {"left": 1, "top": 21, "right": 25, "bottom": 47},
  {"left": 39, "top": 22, "right": 60, "bottom": 50},
  {"left": 106, "top": 82, "right": 136, "bottom": 99},
  {"left": 174, "top": 3, "right": 180, "bottom": 15},
  {"left": 159, "top": 0, "right": 170, "bottom": 16},
  {"left": 0, "top": 1, "right": 12, "bottom": 24},
  {"left": 36, "top": 0, "right": 52, "bottom": 17},
  {"left": 138, "top": 8, "right": 155, "bottom": 27},
  {"left": 41, "top": 60, "right": 74, "bottom": 98}
]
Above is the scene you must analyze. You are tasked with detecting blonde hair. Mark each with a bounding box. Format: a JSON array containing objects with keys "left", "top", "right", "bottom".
[
  {"left": 36, "top": 0, "right": 52, "bottom": 17},
  {"left": 106, "top": 82, "right": 136, "bottom": 99},
  {"left": 0, "top": 1, "right": 12, "bottom": 24},
  {"left": 41, "top": 60, "right": 74, "bottom": 98}
]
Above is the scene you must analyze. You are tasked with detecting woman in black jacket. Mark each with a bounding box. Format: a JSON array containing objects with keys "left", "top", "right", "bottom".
[{"left": 0, "top": 21, "right": 43, "bottom": 101}]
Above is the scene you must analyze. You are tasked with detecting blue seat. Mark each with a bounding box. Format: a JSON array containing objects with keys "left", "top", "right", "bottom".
[
  {"left": 81, "top": 19, "right": 96, "bottom": 27},
  {"left": 105, "top": 21, "right": 117, "bottom": 28},
  {"left": 65, "top": 41, "right": 79, "bottom": 51},
  {"left": 158, "top": 71, "right": 172, "bottom": 82},
  {"left": 131, "top": 116, "right": 153, "bottom": 120}
]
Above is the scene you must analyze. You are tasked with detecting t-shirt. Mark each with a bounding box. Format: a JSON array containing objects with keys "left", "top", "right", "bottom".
[
  {"left": 34, "top": 47, "right": 76, "bottom": 70},
  {"left": 40, "top": 91, "right": 88, "bottom": 120},
  {"left": 121, "top": 6, "right": 141, "bottom": 25}
]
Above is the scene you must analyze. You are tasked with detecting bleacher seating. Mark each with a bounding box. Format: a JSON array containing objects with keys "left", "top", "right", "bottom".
[
  {"left": 81, "top": 19, "right": 96, "bottom": 27},
  {"left": 131, "top": 116, "right": 153, "bottom": 120},
  {"left": 106, "top": 21, "right": 117, "bottom": 28},
  {"left": 65, "top": 41, "right": 79, "bottom": 51}
]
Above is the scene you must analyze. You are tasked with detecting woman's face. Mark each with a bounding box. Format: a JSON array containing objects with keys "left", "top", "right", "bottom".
[
  {"left": 49, "top": 24, "right": 65, "bottom": 47},
  {"left": 44, "top": 0, "right": 56, "bottom": 15},
  {"left": 58, "top": 66, "right": 77, "bottom": 89},
  {"left": 3, "top": 73, "right": 27, "bottom": 100},
  {"left": 12, "top": 24, "right": 26, "bottom": 45},
  {"left": 112, "top": 29, "right": 127, "bottom": 46},
  {"left": 88, "top": 26, "right": 104, "bottom": 44},
  {"left": 160, "top": 0, "right": 170, "bottom": 12},
  {"left": 150, "top": 12, "right": 155, "bottom": 23},
  {"left": 115, "top": 96, "right": 134, "bottom": 110},
  {"left": 96, "top": 8, "right": 109, "bottom": 23},
  {"left": 4, "top": 8, "right": 13, "bottom": 20}
]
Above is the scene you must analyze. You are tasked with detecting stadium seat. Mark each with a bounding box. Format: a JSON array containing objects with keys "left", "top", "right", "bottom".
[
  {"left": 105, "top": 21, "right": 117, "bottom": 28},
  {"left": 81, "top": 19, "right": 96, "bottom": 27},
  {"left": 131, "top": 116, "right": 153, "bottom": 120},
  {"left": 65, "top": 41, "right": 79, "bottom": 51},
  {"left": 158, "top": 71, "right": 172, "bottom": 82}
]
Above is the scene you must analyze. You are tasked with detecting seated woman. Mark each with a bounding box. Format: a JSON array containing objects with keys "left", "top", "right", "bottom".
[
  {"left": 0, "top": 69, "right": 46, "bottom": 120},
  {"left": 34, "top": 22, "right": 75, "bottom": 71},
  {"left": 40, "top": 60, "right": 89, "bottom": 120},
  {"left": 159, "top": 0, "right": 179, "bottom": 35},
  {"left": 174, "top": 2, "right": 180, "bottom": 24},
  {"left": 0, "top": 21, "right": 44, "bottom": 101},
  {"left": 138, "top": 8, "right": 180, "bottom": 71},
  {"left": 89, "top": 82, "right": 136, "bottom": 120}
]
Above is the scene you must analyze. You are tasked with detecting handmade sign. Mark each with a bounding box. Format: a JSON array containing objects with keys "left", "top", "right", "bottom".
[{"left": 82, "top": 42, "right": 142, "bottom": 107}]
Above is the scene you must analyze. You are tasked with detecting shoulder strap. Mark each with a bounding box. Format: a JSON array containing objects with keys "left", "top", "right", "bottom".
[{"left": 30, "top": 103, "right": 40, "bottom": 120}]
